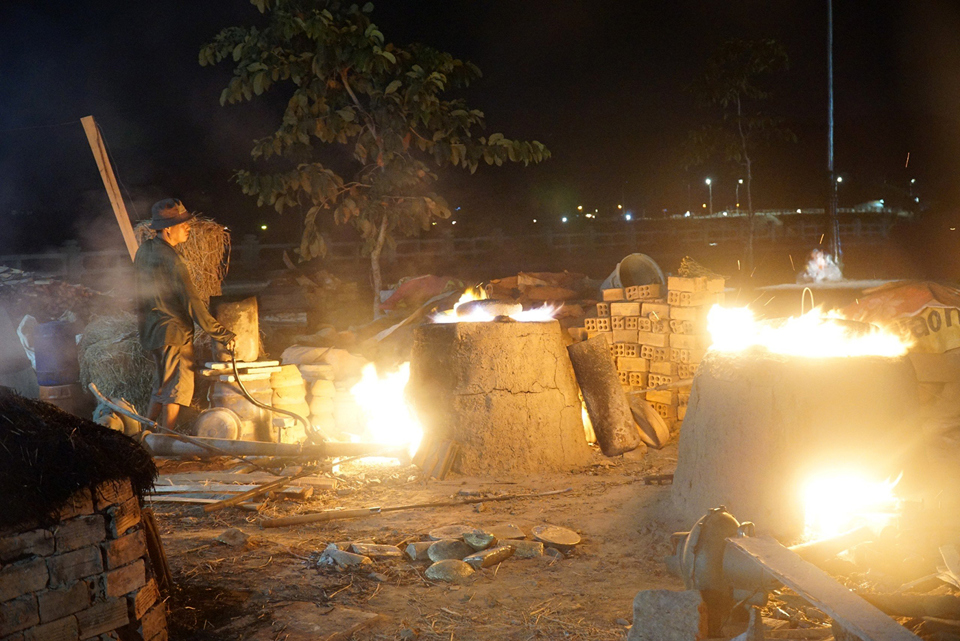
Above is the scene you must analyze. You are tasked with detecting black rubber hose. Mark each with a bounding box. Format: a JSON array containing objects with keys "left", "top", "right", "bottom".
[{"left": 228, "top": 351, "right": 326, "bottom": 445}]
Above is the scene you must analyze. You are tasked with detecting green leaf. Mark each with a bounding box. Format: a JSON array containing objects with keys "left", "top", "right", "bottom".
[
  {"left": 381, "top": 50, "right": 396, "bottom": 64},
  {"left": 337, "top": 107, "right": 355, "bottom": 122},
  {"left": 232, "top": 43, "right": 244, "bottom": 62},
  {"left": 362, "top": 2, "right": 374, "bottom": 12},
  {"left": 384, "top": 79, "right": 402, "bottom": 94}
]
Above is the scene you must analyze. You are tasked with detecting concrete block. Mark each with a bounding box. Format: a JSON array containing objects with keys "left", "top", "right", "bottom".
[
  {"left": 127, "top": 579, "right": 159, "bottom": 622},
  {"left": 647, "top": 390, "right": 678, "bottom": 405},
  {"left": 667, "top": 275, "right": 724, "bottom": 292},
  {"left": 584, "top": 318, "right": 598, "bottom": 331},
  {"left": 610, "top": 302, "right": 641, "bottom": 317},
  {"left": 38, "top": 581, "right": 91, "bottom": 622},
  {"left": 678, "top": 363, "right": 699, "bottom": 379},
  {"left": 0, "top": 528, "right": 55, "bottom": 563},
  {"left": 627, "top": 589, "right": 708, "bottom": 641},
  {"left": 602, "top": 288, "right": 626, "bottom": 301},
  {"left": 667, "top": 290, "right": 724, "bottom": 307},
  {"left": 24, "top": 614, "right": 79, "bottom": 641},
  {"left": 678, "top": 405, "right": 687, "bottom": 420},
  {"left": 669, "top": 305, "right": 710, "bottom": 322},
  {"left": 670, "top": 348, "right": 707, "bottom": 364},
  {"left": 669, "top": 334, "right": 709, "bottom": 350},
  {"left": 612, "top": 329, "right": 639, "bottom": 344},
  {"left": 627, "top": 372, "right": 648, "bottom": 387},
  {"left": 655, "top": 403, "right": 678, "bottom": 419},
  {"left": 47, "top": 546, "right": 103, "bottom": 588},
  {"left": 93, "top": 480, "right": 133, "bottom": 512},
  {"left": 595, "top": 317, "right": 611, "bottom": 332},
  {"left": 596, "top": 302, "right": 610, "bottom": 317},
  {"left": 641, "top": 302, "right": 670, "bottom": 320},
  {"left": 75, "top": 598, "right": 129, "bottom": 639},
  {"left": 106, "top": 559, "right": 145, "bottom": 599},
  {"left": 624, "top": 285, "right": 639, "bottom": 300},
  {"left": 0, "top": 595, "right": 40, "bottom": 637},
  {"left": 637, "top": 332, "right": 669, "bottom": 347},
  {"left": 617, "top": 357, "right": 648, "bottom": 372},
  {"left": 0, "top": 557, "right": 48, "bottom": 602},
  {"left": 57, "top": 489, "right": 95, "bottom": 521},
  {"left": 55, "top": 515, "right": 106, "bottom": 554},
  {"left": 611, "top": 316, "right": 625, "bottom": 330},
  {"left": 650, "top": 361, "right": 680, "bottom": 376},
  {"left": 105, "top": 497, "right": 140, "bottom": 539},
  {"left": 627, "top": 284, "right": 662, "bottom": 300},
  {"left": 647, "top": 374, "right": 676, "bottom": 387},
  {"left": 624, "top": 316, "right": 639, "bottom": 330},
  {"left": 622, "top": 343, "right": 640, "bottom": 358}
]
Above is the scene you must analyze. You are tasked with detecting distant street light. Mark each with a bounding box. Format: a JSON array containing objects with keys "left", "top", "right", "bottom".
[
  {"left": 577, "top": 205, "right": 583, "bottom": 211},
  {"left": 705, "top": 178, "right": 713, "bottom": 216}
]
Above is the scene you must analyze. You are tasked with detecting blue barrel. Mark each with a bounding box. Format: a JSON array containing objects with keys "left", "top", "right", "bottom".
[{"left": 34, "top": 321, "right": 80, "bottom": 385}]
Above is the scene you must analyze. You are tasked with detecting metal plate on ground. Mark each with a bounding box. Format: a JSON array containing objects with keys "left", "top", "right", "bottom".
[{"left": 532, "top": 524, "right": 581, "bottom": 549}]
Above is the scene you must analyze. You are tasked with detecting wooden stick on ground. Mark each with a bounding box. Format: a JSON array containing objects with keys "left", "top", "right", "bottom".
[{"left": 262, "top": 487, "right": 573, "bottom": 528}]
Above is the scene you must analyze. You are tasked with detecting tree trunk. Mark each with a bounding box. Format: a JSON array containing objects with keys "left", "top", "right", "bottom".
[{"left": 370, "top": 215, "right": 389, "bottom": 319}]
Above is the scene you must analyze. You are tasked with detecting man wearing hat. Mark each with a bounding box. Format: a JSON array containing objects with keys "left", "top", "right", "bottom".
[{"left": 134, "top": 199, "right": 236, "bottom": 429}]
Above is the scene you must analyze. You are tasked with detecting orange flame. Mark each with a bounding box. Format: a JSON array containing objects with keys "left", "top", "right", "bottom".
[{"left": 707, "top": 305, "right": 910, "bottom": 358}]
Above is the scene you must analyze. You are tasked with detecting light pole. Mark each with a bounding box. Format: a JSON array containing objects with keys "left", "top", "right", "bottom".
[
  {"left": 705, "top": 178, "right": 713, "bottom": 216},
  {"left": 736, "top": 179, "right": 743, "bottom": 210}
]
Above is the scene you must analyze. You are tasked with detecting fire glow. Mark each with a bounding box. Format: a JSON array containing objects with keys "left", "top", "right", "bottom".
[
  {"left": 349, "top": 362, "right": 423, "bottom": 459},
  {"left": 432, "top": 288, "right": 557, "bottom": 323},
  {"left": 803, "top": 472, "right": 902, "bottom": 538},
  {"left": 707, "top": 305, "right": 910, "bottom": 358}
]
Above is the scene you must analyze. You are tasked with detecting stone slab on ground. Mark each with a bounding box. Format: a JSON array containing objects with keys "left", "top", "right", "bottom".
[
  {"left": 627, "top": 589, "right": 708, "bottom": 641},
  {"left": 425, "top": 560, "right": 475, "bottom": 583},
  {"left": 488, "top": 524, "right": 525, "bottom": 541},
  {"left": 464, "top": 545, "right": 515, "bottom": 569},
  {"left": 427, "top": 540, "right": 475, "bottom": 562},
  {"left": 427, "top": 525, "right": 476, "bottom": 541},
  {"left": 503, "top": 540, "right": 544, "bottom": 558}
]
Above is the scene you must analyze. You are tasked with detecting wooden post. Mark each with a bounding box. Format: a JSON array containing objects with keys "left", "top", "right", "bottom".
[{"left": 81, "top": 116, "right": 138, "bottom": 261}]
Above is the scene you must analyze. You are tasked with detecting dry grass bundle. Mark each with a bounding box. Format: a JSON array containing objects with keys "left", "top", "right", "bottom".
[
  {"left": 135, "top": 216, "right": 230, "bottom": 303},
  {"left": 79, "top": 312, "right": 154, "bottom": 414},
  {"left": 0, "top": 386, "right": 156, "bottom": 528}
]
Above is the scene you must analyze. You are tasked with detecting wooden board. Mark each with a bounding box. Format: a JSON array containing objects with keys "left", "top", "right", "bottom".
[
  {"left": 158, "top": 472, "right": 337, "bottom": 490},
  {"left": 205, "top": 360, "right": 281, "bottom": 370},
  {"left": 150, "top": 484, "right": 311, "bottom": 499},
  {"left": 729, "top": 536, "right": 921, "bottom": 641}
]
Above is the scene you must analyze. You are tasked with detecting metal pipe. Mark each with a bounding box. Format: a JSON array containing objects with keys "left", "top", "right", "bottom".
[{"left": 141, "top": 433, "right": 407, "bottom": 460}]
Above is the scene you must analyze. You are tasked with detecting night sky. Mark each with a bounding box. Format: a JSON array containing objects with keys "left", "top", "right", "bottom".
[{"left": 2, "top": 1, "right": 959, "bottom": 254}]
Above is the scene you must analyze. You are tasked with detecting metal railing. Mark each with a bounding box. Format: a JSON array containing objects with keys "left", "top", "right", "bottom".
[{"left": 0, "top": 213, "right": 902, "bottom": 284}]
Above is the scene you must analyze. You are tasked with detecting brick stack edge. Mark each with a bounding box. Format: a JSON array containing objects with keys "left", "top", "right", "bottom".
[
  {"left": 0, "top": 479, "right": 166, "bottom": 641},
  {"left": 569, "top": 276, "right": 725, "bottom": 431}
]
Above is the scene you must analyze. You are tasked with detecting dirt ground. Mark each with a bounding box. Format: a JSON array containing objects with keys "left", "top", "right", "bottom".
[{"left": 152, "top": 444, "right": 685, "bottom": 641}]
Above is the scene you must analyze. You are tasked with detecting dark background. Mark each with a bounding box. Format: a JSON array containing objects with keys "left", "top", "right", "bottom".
[{"left": 2, "top": 1, "right": 959, "bottom": 264}]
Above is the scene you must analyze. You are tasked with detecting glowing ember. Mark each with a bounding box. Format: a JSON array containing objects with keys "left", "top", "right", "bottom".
[
  {"left": 803, "top": 472, "right": 902, "bottom": 538},
  {"left": 708, "top": 305, "right": 910, "bottom": 358},
  {"left": 349, "top": 362, "right": 423, "bottom": 458},
  {"left": 432, "top": 287, "right": 558, "bottom": 323}
]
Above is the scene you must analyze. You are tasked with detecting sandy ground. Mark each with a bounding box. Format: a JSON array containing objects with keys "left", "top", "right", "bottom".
[{"left": 152, "top": 444, "right": 686, "bottom": 640}]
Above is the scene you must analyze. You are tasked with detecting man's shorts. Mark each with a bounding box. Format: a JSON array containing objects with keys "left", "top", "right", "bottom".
[{"left": 150, "top": 342, "right": 195, "bottom": 406}]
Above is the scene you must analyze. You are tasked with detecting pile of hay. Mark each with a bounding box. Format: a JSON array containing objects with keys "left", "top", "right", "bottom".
[
  {"left": 79, "top": 312, "right": 154, "bottom": 414},
  {"left": 134, "top": 216, "right": 230, "bottom": 303},
  {"left": 0, "top": 387, "right": 156, "bottom": 528}
]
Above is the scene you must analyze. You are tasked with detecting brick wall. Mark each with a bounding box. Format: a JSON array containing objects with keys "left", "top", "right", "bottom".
[{"left": 0, "top": 479, "right": 166, "bottom": 641}]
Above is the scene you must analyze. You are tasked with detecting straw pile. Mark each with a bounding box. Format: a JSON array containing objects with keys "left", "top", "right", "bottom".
[
  {"left": 79, "top": 312, "right": 154, "bottom": 414},
  {"left": 0, "top": 386, "right": 156, "bottom": 528},
  {"left": 134, "top": 216, "right": 230, "bottom": 303}
]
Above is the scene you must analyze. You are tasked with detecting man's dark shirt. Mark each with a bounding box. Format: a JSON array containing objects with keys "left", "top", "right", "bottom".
[{"left": 134, "top": 237, "right": 234, "bottom": 351}]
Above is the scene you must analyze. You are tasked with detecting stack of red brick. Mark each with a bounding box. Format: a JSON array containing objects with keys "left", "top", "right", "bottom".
[{"left": 0, "top": 479, "right": 165, "bottom": 641}]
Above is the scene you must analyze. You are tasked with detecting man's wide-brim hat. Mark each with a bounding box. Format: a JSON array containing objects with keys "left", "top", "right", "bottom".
[{"left": 150, "top": 198, "right": 195, "bottom": 230}]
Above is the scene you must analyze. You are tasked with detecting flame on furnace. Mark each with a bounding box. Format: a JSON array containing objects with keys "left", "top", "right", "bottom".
[
  {"left": 707, "top": 305, "right": 910, "bottom": 358},
  {"left": 803, "top": 472, "right": 902, "bottom": 538},
  {"left": 432, "top": 288, "right": 557, "bottom": 323},
  {"left": 349, "top": 362, "right": 423, "bottom": 459}
]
